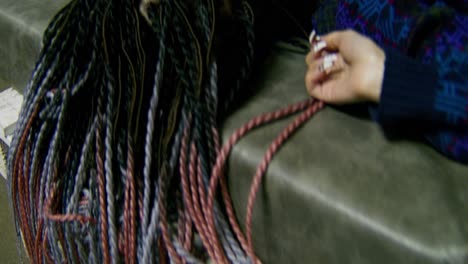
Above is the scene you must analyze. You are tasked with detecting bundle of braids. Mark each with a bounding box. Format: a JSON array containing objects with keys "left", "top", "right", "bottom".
[{"left": 7, "top": 0, "right": 324, "bottom": 263}]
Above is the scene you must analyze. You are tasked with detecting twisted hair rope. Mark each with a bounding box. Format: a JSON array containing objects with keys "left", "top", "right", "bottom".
[
  {"left": 210, "top": 120, "right": 249, "bottom": 262},
  {"left": 180, "top": 116, "right": 219, "bottom": 262},
  {"left": 177, "top": 192, "right": 192, "bottom": 254},
  {"left": 244, "top": 101, "right": 324, "bottom": 252},
  {"left": 100, "top": 7, "right": 120, "bottom": 258},
  {"left": 158, "top": 162, "right": 183, "bottom": 264},
  {"left": 103, "top": 76, "right": 119, "bottom": 264},
  {"left": 123, "top": 139, "right": 137, "bottom": 264},
  {"left": 188, "top": 142, "right": 219, "bottom": 261},
  {"left": 141, "top": 106, "right": 186, "bottom": 264},
  {"left": 142, "top": 9, "right": 166, "bottom": 237},
  {"left": 96, "top": 109, "right": 110, "bottom": 264},
  {"left": 66, "top": 117, "right": 98, "bottom": 213},
  {"left": 207, "top": 98, "right": 323, "bottom": 262}
]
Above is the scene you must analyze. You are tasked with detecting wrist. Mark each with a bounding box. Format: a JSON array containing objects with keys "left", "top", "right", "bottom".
[
  {"left": 363, "top": 47, "right": 385, "bottom": 103},
  {"left": 370, "top": 56, "right": 384, "bottom": 103}
]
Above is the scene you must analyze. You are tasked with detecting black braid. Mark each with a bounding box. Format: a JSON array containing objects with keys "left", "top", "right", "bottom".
[{"left": 9, "top": 0, "right": 260, "bottom": 262}]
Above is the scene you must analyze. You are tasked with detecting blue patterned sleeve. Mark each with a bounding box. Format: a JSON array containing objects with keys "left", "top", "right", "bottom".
[{"left": 375, "top": 14, "right": 468, "bottom": 163}]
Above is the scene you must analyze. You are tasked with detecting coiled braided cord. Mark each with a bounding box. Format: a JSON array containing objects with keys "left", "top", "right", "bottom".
[
  {"left": 160, "top": 98, "right": 324, "bottom": 264},
  {"left": 184, "top": 98, "right": 324, "bottom": 264},
  {"left": 207, "top": 99, "right": 323, "bottom": 262}
]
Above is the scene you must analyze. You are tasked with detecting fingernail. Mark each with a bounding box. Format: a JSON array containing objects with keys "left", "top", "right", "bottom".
[
  {"left": 313, "top": 40, "right": 327, "bottom": 53},
  {"left": 309, "top": 30, "right": 316, "bottom": 44},
  {"left": 324, "top": 53, "right": 337, "bottom": 63},
  {"left": 319, "top": 54, "right": 337, "bottom": 73}
]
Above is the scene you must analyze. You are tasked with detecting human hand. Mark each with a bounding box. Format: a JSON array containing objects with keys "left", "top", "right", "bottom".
[{"left": 305, "top": 30, "right": 385, "bottom": 104}]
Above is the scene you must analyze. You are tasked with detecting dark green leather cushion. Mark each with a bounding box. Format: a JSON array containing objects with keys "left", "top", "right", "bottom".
[{"left": 223, "top": 46, "right": 468, "bottom": 264}]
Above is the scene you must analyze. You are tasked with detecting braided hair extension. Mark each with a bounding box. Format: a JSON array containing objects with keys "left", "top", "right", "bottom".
[
  {"left": 8, "top": 0, "right": 255, "bottom": 262},
  {"left": 8, "top": 0, "right": 326, "bottom": 263}
]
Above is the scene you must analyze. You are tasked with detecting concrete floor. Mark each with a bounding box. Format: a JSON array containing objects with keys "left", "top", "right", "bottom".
[{"left": 0, "top": 178, "right": 23, "bottom": 263}]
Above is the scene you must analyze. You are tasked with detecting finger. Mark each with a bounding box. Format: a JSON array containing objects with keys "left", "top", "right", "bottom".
[
  {"left": 307, "top": 80, "right": 335, "bottom": 102},
  {"left": 308, "top": 30, "right": 317, "bottom": 44},
  {"left": 305, "top": 58, "right": 325, "bottom": 92},
  {"left": 307, "top": 74, "right": 347, "bottom": 103},
  {"left": 311, "top": 38, "right": 326, "bottom": 51},
  {"left": 306, "top": 53, "right": 342, "bottom": 84},
  {"left": 308, "top": 30, "right": 323, "bottom": 46},
  {"left": 305, "top": 66, "right": 317, "bottom": 95},
  {"left": 320, "top": 29, "right": 354, "bottom": 51},
  {"left": 318, "top": 53, "right": 340, "bottom": 75},
  {"left": 306, "top": 42, "right": 328, "bottom": 65},
  {"left": 305, "top": 50, "right": 314, "bottom": 65},
  {"left": 305, "top": 53, "right": 346, "bottom": 97},
  {"left": 306, "top": 39, "right": 338, "bottom": 64}
]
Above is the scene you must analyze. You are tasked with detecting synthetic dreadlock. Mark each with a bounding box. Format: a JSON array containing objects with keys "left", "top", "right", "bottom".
[
  {"left": 8, "top": 0, "right": 256, "bottom": 262},
  {"left": 8, "top": 0, "right": 325, "bottom": 263}
]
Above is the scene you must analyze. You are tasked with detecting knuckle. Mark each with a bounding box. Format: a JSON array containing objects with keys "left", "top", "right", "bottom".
[{"left": 344, "top": 29, "right": 355, "bottom": 37}]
